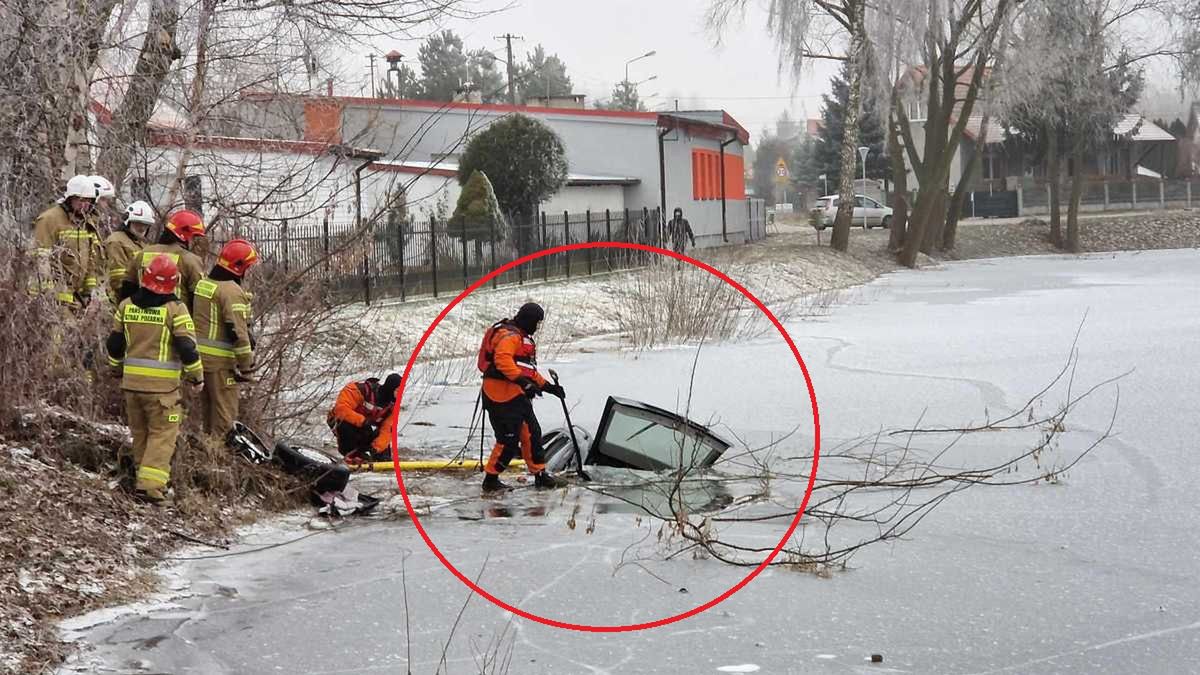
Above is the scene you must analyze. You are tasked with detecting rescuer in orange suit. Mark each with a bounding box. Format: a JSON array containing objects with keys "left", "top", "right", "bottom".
[
  {"left": 326, "top": 373, "right": 401, "bottom": 462},
  {"left": 477, "top": 302, "right": 566, "bottom": 493}
]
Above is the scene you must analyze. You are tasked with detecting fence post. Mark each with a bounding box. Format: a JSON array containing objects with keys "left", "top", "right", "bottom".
[
  {"left": 1104, "top": 182, "right": 1110, "bottom": 210},
  {"left": 1189, "top": 181, "right": 1193, "bottom": 210},
  {"left": 322, "top": 215, "right": 331, "bottom": 278},
  {"left": 362, "top": 242, "right": 371, "bottom": 306},
  {"left": 542, "top": 212, "right": 549, "bottom": 283},
  {"left": 1159, "top": 180, "right": 1165, "bottom": 209},
  {"left": 586, "top": 210, "right": 593, "bottom": 276},
  {"left": 489, "top": 218, "right": 498, "bottom": 290},
  {"left": 643, "top": 207, "right": 650, "bottom": 265},
  {"left": 605, "top": 209, "right": 612, "bottom": 271},
  {"left": 461, "top": 218, "right": 469, "bottom": 290},
  {"left": 516, "top": 218, "right": 525, "bottom": 286},
  {"left": 563, "top": 210, "right": 571, "bottom": 280},
  {"left": 430, "top": 216, "right": 439, "bottom": 298},
  {"left": 398, "top": 218, "right": 406, "bottom": 302},
  {"left": 1132, "top": 180, "right": 1138, "bottom": 209},
  {"left": 282, "top": 219, "right": 290, "bottom": 275}
]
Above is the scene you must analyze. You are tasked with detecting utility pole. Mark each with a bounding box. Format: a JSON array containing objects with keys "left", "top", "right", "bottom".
[
  {"left": 367, "top": 53, "right": 377, "bottom": 98},
  {"left": 495, "top": 33, "right": 523, "bottom": 105}
]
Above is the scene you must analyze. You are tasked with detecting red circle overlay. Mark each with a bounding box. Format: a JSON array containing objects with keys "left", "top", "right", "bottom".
[{"left": 390, "top": 241, "right": 820, "bottom": 632}]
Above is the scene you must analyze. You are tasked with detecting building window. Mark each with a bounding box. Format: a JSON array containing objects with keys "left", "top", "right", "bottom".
[{"left": 183, "top": 175, "right": 204, "bottom": 215}]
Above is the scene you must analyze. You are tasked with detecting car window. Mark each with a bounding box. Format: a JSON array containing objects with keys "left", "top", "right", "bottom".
[
  {"left": 865, "top": 197, "right": 881, "bottom": 208},
  {"left": 853, "top": 196, "right": 866, "bottom": 207},
  {"left": 814, "top": 198, "right": 831, "bottom": 210},
  {"left": 589, "top": 397, "right": 729, "bottom": 472}
]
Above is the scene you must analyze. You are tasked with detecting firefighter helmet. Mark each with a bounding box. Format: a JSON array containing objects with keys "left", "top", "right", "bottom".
[
  {"left": 90, "top": 175, "right": 116, "bottom": 200},
  {"left": 125, "top": 200, "right": 157, "bottom": 226},
  {"left": 216, "top": 239, "right": 259, "bottom": 277},
  {"left": 64, "top": 175, "right": 99, "bottom": 200},
  {"left": 164, "top": 209, "right": 206, "bottom": 245},
  {"left": 142, "top": 254, "right": 180, "bottom": 295}
]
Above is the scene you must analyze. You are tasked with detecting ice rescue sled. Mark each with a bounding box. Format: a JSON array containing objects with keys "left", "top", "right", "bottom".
[{"left": 357, "top": 396, "right": 732, "bottom": 474}]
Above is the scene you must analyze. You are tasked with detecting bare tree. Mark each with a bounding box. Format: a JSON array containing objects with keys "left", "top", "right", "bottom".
[{"left": 707, "top": 0, "right": 869, "bottom": 253}]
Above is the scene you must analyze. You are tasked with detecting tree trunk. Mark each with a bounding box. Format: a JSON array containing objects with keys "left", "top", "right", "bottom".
[
  {"left": 1046, "top": 123, "right": 1062, "bottom": 248},
  {"left": 95, "top": 0, "right": 182, "bottom": 193},
  {"left": 163, "top": 0, "right": 216, "bottom": 212},
  {"left": 887, "top": 111, "right": 908, "bottom": 252},
  {"left": 62, "top": 0, "right": 121, "bottom": 178},
  {"left": 829, "top": 0, "right": 866, "bottom": 252},
  {"left": 1066, "top": 141, "right": 1085, "bottom": 253}
]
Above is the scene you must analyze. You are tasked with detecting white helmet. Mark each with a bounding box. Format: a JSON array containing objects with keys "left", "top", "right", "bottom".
[
  {"left": 64, "top": 174, "right": 99, "bottom": 200},
  {"left": 125, "top": 200, "right": 157, "bottom": 226},
  {"left": 91, "top": 175, "right": 116, "bottom": 200}
]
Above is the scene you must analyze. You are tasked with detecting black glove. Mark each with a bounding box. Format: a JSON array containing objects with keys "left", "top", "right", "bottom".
[
  {"left": 516, "top": 377, "right": 540, "bottom": 398},
  {"left": 365, "top": 421, "right": 380, "bottom": 437},
  {"left": 542, "top": 383, "right": 565, "bottom": 399}
]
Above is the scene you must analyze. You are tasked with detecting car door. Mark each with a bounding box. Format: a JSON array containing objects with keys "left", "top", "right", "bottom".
[
  {"left": 852, "top": 196, "right": 867, "bottom": 226},
  {"left": 863, "top": 196, "right": 883, "bottom": 227}
]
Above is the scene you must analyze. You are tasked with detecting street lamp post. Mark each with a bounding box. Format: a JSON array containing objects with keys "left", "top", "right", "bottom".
[{"left": 625, "top": 50, "right": 656, "bottom": 84}]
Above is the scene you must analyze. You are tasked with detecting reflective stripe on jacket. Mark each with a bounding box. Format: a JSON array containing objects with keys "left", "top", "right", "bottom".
[
  {"left": 31, "top": 204, "right": 102, "bottom": 303},
  {"left": 103, "top": 229, "right": 143, "bottom": 298},
  {"left": 481, "top": 324, "right": 545, "bottom": 403}
]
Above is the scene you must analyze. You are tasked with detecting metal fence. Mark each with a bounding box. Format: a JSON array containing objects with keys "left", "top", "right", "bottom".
[
  {"left": 228, "top": 207, "right": 664, "bottom": 304},
  {"left": 1017, "top": 177, "right": 1200, "bottom": 216}
]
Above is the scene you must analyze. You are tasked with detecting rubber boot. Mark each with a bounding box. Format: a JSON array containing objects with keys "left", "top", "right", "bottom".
[
  {"left": 533, "top": 471, "right": 566, "bottom": 489},
  {"left": 135, "top": 487, "right": 173, "bottom": 506},
  {"left": 481, "top": 473, "right": 509, "bottom": 493}
]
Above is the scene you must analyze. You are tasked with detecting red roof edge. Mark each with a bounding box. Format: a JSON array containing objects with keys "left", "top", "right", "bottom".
[{"left": 147, "top": 130, "right": 383, "bottom": 160}]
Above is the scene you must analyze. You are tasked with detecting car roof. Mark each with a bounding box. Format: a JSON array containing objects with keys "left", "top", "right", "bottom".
[{"left": 819, "top": 194, "right": 874, "bottom": 200}]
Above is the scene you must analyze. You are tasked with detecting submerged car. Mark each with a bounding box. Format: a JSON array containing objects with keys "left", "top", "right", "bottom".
[
  {"left": 811, "top": 193, "right": 893, "bottom": 230},
  {"left": 541, "top": 396, "right": 732, "bottom": 474}
]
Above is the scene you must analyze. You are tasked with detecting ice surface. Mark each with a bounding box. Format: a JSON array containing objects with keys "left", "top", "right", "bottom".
[{"left": 60, "top": 249, "right": 1200, "bottom": 673}]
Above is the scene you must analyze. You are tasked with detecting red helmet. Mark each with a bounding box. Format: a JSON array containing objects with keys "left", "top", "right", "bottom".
[
  {"left": 217, "top": 239, "right": 259, "bottom": 277},
  {"left": 165, "top": 209, "right": 206, "bottom": 245},
  {"left": 142, "top": 254, "right": 180, "bottom": 295}
]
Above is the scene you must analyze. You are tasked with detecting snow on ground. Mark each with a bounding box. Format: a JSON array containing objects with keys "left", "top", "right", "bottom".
[{"left": 60, "top": 248, "right": 1200, "bottom": 674}]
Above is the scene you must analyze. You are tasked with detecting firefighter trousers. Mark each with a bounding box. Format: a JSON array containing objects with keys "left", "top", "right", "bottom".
[
  {"left": 483, "top": 394, "right": 547, "bottom": 475},
  {"left": 203, "top": 369, "right": 239, "bottom": 438},
  {"left": 124, "top": 390, "right": 182, "bottom": 494}
]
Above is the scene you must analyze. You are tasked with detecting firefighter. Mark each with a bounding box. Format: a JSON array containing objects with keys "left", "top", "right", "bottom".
[
  {"left": 192, "top": 239, "right": 258, "bottom": 438},
  {"left": 31, "top": 174, "right": 103, "bottom": 308},
  {"left": 89, "top": 175, "right": 120, "bottom": 233},
  {"left": 105, "top": 254, "right": 204, "bottom": 504},
  {"left": 104, "top": 201, "right": 153, "bottom": 299},
  {"left": 119, "top": 209, "right": 206, "bottom": 311},
  {"left": 327, "top": 374, "right": 402, "bottom": 462},
  {"left": 478, "top": 302, "right": 566, "bottom": 492}
]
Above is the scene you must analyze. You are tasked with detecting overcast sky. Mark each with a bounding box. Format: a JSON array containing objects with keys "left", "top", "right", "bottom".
[{"left": 361, "top": 0, "right": 842, "bottom": 145}]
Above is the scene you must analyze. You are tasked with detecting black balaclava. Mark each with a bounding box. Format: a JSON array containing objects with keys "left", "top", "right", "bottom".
[
  {"left": 673, "top": 208, "right": 683, "bottom": 221},
  {"left": 378, "top": 373, "right": 402, "bottom": 406},
  {"left": 513, "top": 302, "right": 545, "bottom": 335},
  {"left": 208, "top": 265, "right": 240, "bottom": 283}
]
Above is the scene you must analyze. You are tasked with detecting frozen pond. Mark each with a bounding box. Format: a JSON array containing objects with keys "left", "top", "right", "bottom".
[{"left": 60, "top": 249, "right": 1200, "bottom": 674}]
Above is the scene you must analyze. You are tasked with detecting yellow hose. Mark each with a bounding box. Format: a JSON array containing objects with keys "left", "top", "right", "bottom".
[{"left": 348, "top": 458, "right": 527, "bottom": 473}]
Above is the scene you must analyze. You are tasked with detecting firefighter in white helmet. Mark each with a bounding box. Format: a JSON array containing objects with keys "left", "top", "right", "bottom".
[
  {"left": 31, "top": 175, "right": 103, "bottom": 308},
  {"left": 104, "top": 201, "right": 154, "bottom": 299}
]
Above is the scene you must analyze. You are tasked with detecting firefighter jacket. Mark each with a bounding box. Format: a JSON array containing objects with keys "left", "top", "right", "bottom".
[
  {"left": 122, "top": 242, "right": 206, "bottom": 310},
  {"left": 103, "top": 228, "right": 144, "bottom": 298},
  {"left": 31, "top": 203, "right": 102, "bottom": 304},
  {"left": 192, "top": 278, "right": 254, "bottom": 373},
  {"left": 327, "top": 379, "right": 393, "bottom": 429},
  {"left": 480, "top": 322, "right": 545, "bottom": 403},
  {"left": 106, "top": 291, "right": 204, "bottom": 393}
]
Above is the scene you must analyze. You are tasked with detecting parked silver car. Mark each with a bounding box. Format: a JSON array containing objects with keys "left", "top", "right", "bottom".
[{"left": 811, "top": 194, "right": 893, "bottom": 230}]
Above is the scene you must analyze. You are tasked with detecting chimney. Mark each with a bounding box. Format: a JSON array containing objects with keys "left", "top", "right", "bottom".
[{"left": 304, "top": 100, "right": 343, "bottom": 143}]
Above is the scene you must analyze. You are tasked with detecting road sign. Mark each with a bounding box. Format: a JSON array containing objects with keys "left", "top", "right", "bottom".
[{"left": 774, "top": 158, "right": 789, "bottom": 183}]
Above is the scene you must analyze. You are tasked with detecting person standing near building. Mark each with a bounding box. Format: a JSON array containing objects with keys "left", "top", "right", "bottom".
[
  {"left": 666, "top": 207, "right": 696, "bottom": 255},
  {"left": 120, "top": 209, "right": 206, "bottom": 311},
  {"left": 477, "top": 302, "right": 566, "bottom": 492},
  {"left": 105, "top": 254, "right": 204, "bottom": 504},
  {"left": 104, "top": 201, "right": 154, "bottom": 299},
  {"left": 192, "top": 239, "right": 259, "bottom": 438},
  {"left": 31, "top": 175, "right": 103, "bottom": 308}
]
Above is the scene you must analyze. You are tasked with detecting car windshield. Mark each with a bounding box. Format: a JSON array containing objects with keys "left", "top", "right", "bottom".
[{"left": 587, "top": 397, "right": 730, "bottom": 471}]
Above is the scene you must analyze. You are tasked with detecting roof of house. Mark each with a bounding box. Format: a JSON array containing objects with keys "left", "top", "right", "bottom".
[
  {"left": 658, "top": 113, "right": 750, "bottom": 144},
  {"left": 1113, "top": 114, "right": 1174, "bottom": 142},
  {"left": 368, "top": 159, "right": 640, "bottom": 186},
  {"left": 244, "top": 91, "right": 661, "bottom": 121}
]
